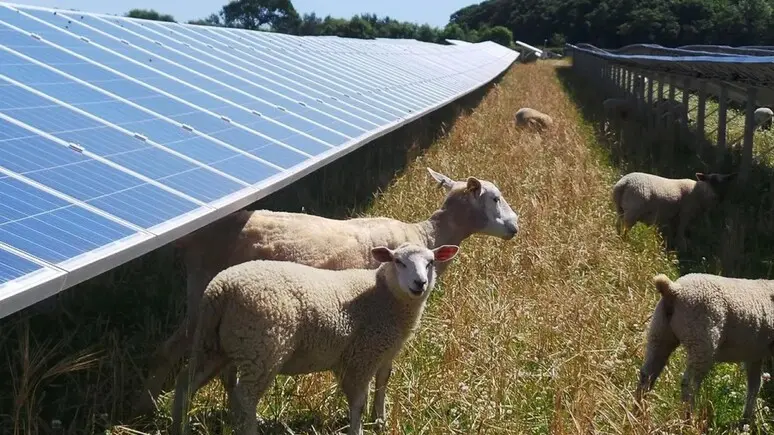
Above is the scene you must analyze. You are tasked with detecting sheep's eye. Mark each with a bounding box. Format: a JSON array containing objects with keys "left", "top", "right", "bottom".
[
  {"left": 395, "top": 259, "right": 405, "bottom": 267},
  {"left": 493, "top": 197, "right": 500, "bottom": 203}
]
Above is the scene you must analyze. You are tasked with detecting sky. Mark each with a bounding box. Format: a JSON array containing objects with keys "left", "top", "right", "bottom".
[{"left": 13, "top": 0, "right": 476, "bottom": 27}]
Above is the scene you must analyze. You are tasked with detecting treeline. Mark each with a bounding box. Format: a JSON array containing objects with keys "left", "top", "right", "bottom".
[
  {"left": 125, "top": 0, "right": 515, "bottom": 46},
  {"left": 449, "top": 0, "right": 774, "bottom": 49}
]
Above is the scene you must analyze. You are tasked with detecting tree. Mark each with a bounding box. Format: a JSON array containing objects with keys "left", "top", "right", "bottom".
[
  {"left": 416, "top": 24, "right": 439, "bottom": 43},
  {"left": 479, "top": 25, "right": 513, "bottom": 47},
  {"left": 220, "top": 0, "right": 299, "bottom": 31},
  {"left": 549, "top": 32, "right": 566, "bottom": 47},
  {"left": 441, "top": 23, "right": 467, "bottom": 41},
  {"left": 125, "top": 9, "right": 175, "bottom": 22},
  {"left": 298, "top": 12, "right": 322, "bottom": 35},
  {"left": 188, "top": 13, "right": 222, "bottom": 26}
]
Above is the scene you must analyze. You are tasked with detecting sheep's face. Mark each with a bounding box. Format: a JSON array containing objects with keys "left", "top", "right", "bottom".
[
  {"left": 696, "top": 172, "right": 737, "bottom": 200},
  {"left": 427, "top": 168, "right": 520, "bottom": 240},
  {"left": 372, "top": 244, "right": 459, "bottom": 299}
]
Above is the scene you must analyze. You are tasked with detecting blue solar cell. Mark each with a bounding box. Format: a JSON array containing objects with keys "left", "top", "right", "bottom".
[
  {"left": 0, "top": 80, "right": 249, "bottom": 202},
  {"left": 0, "top": 248, "right": 46, "bottom": 284},
  {"left": 174, "top": 24, "right": 406, "bottom": 120},
  {"left": 74, "top": 15, "right": 366, "bottom": 137},
  {"left": 0, "top": 250, "right": 45, "bottom": 283},
  {"left": 0, "top": 174, "right": 138, "bottom": 264},
  {"left": 0, "top": 118, "right": 201, "bottom": 228},
  {"left": 0, "top": 34, "right": 299, "bottom": 174},
  {"left": 22, "top": 9, "right": 354, "bottom": 144},
  {"left": 121, "top": 20, "right": 384, "bottom": 131}
]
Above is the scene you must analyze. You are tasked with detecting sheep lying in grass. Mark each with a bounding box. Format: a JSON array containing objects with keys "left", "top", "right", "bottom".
[
  {"left": 612, "top": 171, "right": 737, "bottom": 250},
  {"left": 755, "top": 107, "right": 773, "bottom": 131},
  {"left": 171, "top": 243, "right": 460, "bottom": 435},
  {"left": 135, "top": 168, "right": 519, "bottom": 414},
  {"left": 514, "top": 107, "right": 553, "bottom": 131},
  {"left": 636, "top": 273, "right": 774, "bottom": 422}
]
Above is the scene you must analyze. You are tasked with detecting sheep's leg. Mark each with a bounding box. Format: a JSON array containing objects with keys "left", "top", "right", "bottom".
[
  {"left": 341, "top": 375, "right": 370, "bottom": 435},
  {"left": 743, "top": 360, "right": 763, "bottom": 422},
  {"left": 680, "top": 355, "right": 713, "bottom": 420},
  {"left": 170, "top": 354, "right": 227, "bottom": 435},
  {"left": 136, "top": 272, "right": 210, "bottom": 416},
  {"left": 371, "top": 361, "right": 393, "bottom": 428},
  {"left": 229, "top": 364, "right": 277, "bottom": 435}
]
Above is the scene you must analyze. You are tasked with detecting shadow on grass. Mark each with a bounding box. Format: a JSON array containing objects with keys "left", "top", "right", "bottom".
[
  {"left": 0, "top": 70, "right": 508, "bottom": 434},
  {"left": 556, "top": 62, "right": 774, "bottom": 417}
]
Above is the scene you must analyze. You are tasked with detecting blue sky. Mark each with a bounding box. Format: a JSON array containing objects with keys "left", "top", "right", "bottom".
[{"left": 14, "top": 0, "right": 475, "bottom": 27}]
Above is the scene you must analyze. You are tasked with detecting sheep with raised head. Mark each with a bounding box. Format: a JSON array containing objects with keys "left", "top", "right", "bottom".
[
  {"left": 171, "top": 243, "right": 460, "bottom": 435},
  {"left": 514, "top": 107, "right": 553, "bottom": 131},
  {"left": 612, "top": 171, "right": 736, "bottom": 250},
  {"left": 755, "top": 107, "right": 773, "bottom": 131},
  {"left": 135, "top": 168, "right": 520, "bottom": 413},
  {"left": 636, "top": 273, "right": 774, "bottom": 422}
]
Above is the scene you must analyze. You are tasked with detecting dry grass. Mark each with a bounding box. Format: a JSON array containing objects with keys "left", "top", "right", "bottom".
[{"left": 3, "top": 61, "right": 770, "bottom": 434}]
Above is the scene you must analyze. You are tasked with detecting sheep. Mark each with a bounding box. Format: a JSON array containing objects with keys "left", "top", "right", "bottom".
[
  {"left": 653, "top": 98, "right": 692, "bottom": 125},
  {"left": 601, "top": 98, "right": 636, "bottom": 134},
  {"left": 635, "top": 273, "right": 774, "bottom": 422},
  {"left": 134, "top": 167, "right": 520, "bottom": 414},
  {"left": 612, "top": 171, "right": 737, "bottom": 250},
  {"left": 170, "top": 243, "right": 460, "bottom": 435},
  {"left": 514, "top": 107, "right": 553, "bottom": 131},
  {"left": 755, "top": 107, "right": 773, "bottom": 131}
]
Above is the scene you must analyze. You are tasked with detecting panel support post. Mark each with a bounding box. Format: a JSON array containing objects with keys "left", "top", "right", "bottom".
[
  {"left": 741, "top": 87, "right": 757, "bottom": 181},
  {"left": 696, "top": 80, "right": 707, "bottom": 155}
]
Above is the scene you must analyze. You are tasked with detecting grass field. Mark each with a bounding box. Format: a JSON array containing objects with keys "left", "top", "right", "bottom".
[{"left": 2, "top": 60, "right": 770, "bottom": 434}]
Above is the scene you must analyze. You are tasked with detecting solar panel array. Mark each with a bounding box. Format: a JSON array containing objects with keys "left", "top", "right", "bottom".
[
  {"left": 567, "top": 43, "right": 774, "bottom": 87},
  {"left": 0, "top": 2, "right": 518, "bottom": 318}
]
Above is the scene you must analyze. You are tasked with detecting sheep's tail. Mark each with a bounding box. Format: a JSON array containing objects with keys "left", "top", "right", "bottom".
[
  {"left": 653, "top": 274, "right": 681, "bottom": 317},
  {"left": 612, "top": 179, "right": 626, "bottom": 215}
]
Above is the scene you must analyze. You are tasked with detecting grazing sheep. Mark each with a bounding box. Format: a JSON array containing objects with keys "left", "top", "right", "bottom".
[
  {"left": 171, "top": 243, "right": 460, "bottom": 435},
  {"left": 755, "top": 107, "right": 773, "bottom": 131},
  {"left": 653, "top": 98, "right": 692, "bottom": 124},
  {"left": 135, "top": 168, "right": 519, "bottom": 414},
  {"left": 636, "top": 273, "right": 774, "bottom": 421},
  {"left": 514, "top": 107, "right": 553, "bottom": 131},
  {"left": 612, "top": 171, "right": 737, "bottom": 249}
]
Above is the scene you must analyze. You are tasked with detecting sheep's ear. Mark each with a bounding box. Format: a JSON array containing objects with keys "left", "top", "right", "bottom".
[
  {"left": 465, "top": 177, "right": 482, "bottom": 195},
  {"left": 371, "top": 247, "right": 394, "bottom": 263},
  {"left": 695, "top": 172, "right": 707, "bottom": 181},
  {"left": 433, "top": 245, "right": 459, "bottom": 262},
  {"left": 427, "top": 167, "right": 454, "bottom": 191}
]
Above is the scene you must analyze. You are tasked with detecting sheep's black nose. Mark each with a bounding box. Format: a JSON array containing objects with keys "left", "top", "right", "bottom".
[{"left": 414, "top": 279, "right": 427, "bottom": 289}]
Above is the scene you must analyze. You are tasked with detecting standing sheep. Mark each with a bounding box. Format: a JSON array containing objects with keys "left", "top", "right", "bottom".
[
  {"left": 171, "top": 243, "right": 460, "bottom": 435},
  {"left": 755, "top": 107, "right": 773, "bottom": 131},
  {"left": 636, "top": 273, "right": 774, "bottom": 422},
  {"left": 612, "top": 171, "right": 737, "bottom": 250},
  {"left": 514, "top": 107, "right": 553, "bottom": 131},
  {"left": 135, "top": 168, "right": 520, "bottom": 414}
]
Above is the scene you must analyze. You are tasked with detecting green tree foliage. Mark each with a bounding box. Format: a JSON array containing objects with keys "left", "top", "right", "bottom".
[
  {"left": 479, "top": 25, "right": 513, "bottom": 47},
  {"left": 220, "top": 0, "right": 300, "bottom": 32},
  {"left": 125, "top": 9, "right": 175, "bottom": 22},
  {"left": 449, "top": 0, "right": 774, "bottom": 48},
  {"left": 188, "top": 13, "right": 222, "bottom": 26}
]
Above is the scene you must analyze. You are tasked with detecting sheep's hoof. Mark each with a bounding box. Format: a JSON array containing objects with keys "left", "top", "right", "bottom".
[{"left": 372, "top": 418, "right": 386, "bottom": 433}]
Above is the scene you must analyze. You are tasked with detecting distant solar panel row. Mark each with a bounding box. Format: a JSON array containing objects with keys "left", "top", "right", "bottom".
[
  {"left": 0, "top": 2, "right": 518, "bottom": 318},
  {"left": 567, "top": 43, "right": 774, "bottom": 86}
]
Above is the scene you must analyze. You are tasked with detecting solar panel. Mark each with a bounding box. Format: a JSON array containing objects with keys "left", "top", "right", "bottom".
[{"left": 0, "top": 2, "right": 518, "bottom": 318}]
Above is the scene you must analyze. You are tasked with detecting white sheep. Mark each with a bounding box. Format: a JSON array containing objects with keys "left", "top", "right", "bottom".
[
  {"left": 612, "top": 171, "right": 737, "bottom": 250},
  {"left": 755, "top": 107, "right": 773, "bottom": 131},
  {"left": 135, "top": 168, "right": 519, "bottom": 414},
  {"left": 514, "top": 107, "right": 553, "bottom": 131},
  {"left": 170, "top": 243, "right": 460, "bottom": 435},
  {"left": 636, "top": 273, "right": 774, "bottom": 421}
]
